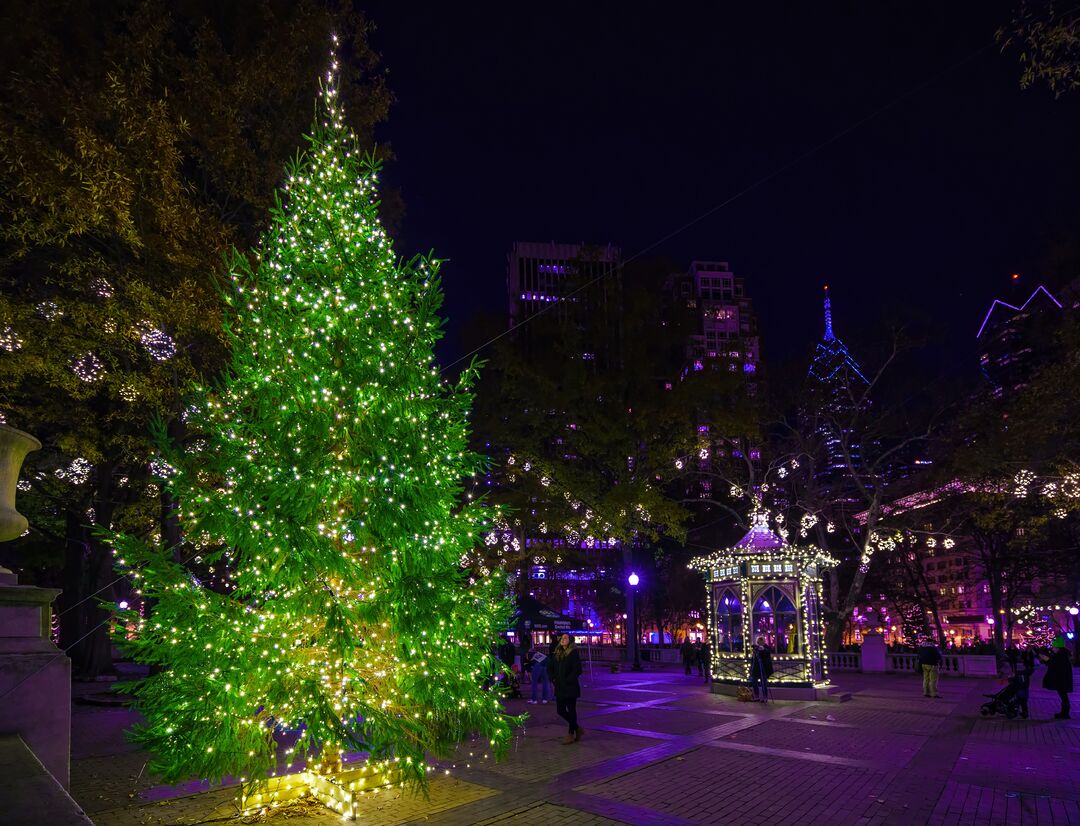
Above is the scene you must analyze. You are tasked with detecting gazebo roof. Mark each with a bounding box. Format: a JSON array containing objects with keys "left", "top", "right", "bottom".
[
  {"left": 732, "top": 511, "right": 786, "bottom": 551},
  {"left": 688, "top": 506, "right": 838, "bottom": 575}
]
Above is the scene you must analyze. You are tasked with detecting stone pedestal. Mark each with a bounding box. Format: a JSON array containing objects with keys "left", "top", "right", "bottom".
[
  {"left": 861, "top": 633, "right": 887, "bottom": 673},
  {"left": 0, "top": 424, "right": 68, "bottom": 787},
  {"left": 0, "top": 424, "right": 42, "bottom": 584},
  {"left": 0, "top": 583, "right": 71, "bottom": 788}
]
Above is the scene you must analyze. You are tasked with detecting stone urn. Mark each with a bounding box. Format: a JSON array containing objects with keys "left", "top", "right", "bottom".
[{"left": 0, "top": 424, "right": 41, "bottom": 583}]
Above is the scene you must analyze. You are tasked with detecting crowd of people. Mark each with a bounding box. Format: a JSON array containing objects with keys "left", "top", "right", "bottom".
[
  {"left": 490, "top": 631, "right": 1074, "bottom": 734},
  {"left": 679, "top": 638, "right": 710, "bottom": 681},
  {"left": 917, "top": 635, "right": 1072, "bottom": 719},
  {"left": 493, "top": 633, "right": 584, "bottom": 744}
]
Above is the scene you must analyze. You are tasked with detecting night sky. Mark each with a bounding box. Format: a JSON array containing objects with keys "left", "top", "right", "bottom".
[{"left": 362, "top": 3, "right": 1080, "bottom": 376}]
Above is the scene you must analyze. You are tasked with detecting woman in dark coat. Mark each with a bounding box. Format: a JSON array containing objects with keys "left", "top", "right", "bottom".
[
  {"left": 1041, "top": 637, "right": 1073, "bottom": 719},
  {"left": 750, "top": 636, "right": 774, "bottom": 703},
  {"left": 551, "top": 633, "right": 583, "bottom": 744}
]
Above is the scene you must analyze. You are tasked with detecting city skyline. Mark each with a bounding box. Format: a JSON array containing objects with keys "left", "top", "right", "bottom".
[{"left": 364, "top": 3, "right": 1080, "bottom": 374}]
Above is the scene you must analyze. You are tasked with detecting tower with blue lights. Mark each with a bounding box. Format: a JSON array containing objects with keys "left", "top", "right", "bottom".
[{"left": 804, "top": 286, "right": 869, "bottom": 492}]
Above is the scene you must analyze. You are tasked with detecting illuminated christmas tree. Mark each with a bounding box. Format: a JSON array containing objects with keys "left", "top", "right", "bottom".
[{"left": 112, "top": 47, "right": 512, "bottom": 801}]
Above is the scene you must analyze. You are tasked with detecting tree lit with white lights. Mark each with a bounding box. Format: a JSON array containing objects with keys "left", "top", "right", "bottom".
[{"left": 111, "top": 48, "right": 512, "bottom": 795}]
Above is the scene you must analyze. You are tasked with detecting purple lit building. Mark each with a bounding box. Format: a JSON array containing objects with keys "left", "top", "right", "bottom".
[
  {"left": 666, "top": 261, "right": 762, "bottom": 505},
  {"left": 670, "top": 260, "right": 760, "bottom": 377}
]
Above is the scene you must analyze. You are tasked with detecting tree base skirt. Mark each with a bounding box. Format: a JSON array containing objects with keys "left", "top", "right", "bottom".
[{"left": 240, "top": 763, "right": 402, "bottom": 821}]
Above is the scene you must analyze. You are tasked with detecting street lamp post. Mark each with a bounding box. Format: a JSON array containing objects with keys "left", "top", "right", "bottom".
[{"left": 628, "top": 572, "right": 642, "bottom": 672}]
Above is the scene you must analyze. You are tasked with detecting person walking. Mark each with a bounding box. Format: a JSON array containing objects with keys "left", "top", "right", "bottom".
[
  {"left": 1040, "top": 636, "right": 1073, "bottom": 720},
  {"left": 680, "top": 637, "right": 695, "bottom": 676},
  {"left": 750, "top": 637, "right": 773, "bottom": 703},
  {"left": 1014, "top": 647, "right": 1037, "bottom": 719},
  {"left": 697, "top": 639, "right": 710, "bottom": 683},
  {"left": 519, "top": 630, "right": 532, "bottom": 677},
  {"left": 917, "top": 637, "right": 942, "bottom": 698},
  {"left": 551, "top": 633, "right": 583, "bottom": 744},
  {"left": 498, "top": 637, "right": 516, "bottom": 669},
  {"left": 528, "top": 646, "right": 551, "bottom": 705},
  {"left": 1006, "top": 646, "right": 1019, "bottom": 676}
]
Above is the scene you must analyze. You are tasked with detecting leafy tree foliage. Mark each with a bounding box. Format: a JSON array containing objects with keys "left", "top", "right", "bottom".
[
  {"left": 471, "top": 259, "right": 755, "bottom": 646},
  {"left": 938, "top": 313, "right": 1080, "bottom": 651},
  {"left": 999, "top": 1, "right": 1080, "bottom": 97},
  {"left": 0, "top": 0, "right": 391, "bottom": 675}
]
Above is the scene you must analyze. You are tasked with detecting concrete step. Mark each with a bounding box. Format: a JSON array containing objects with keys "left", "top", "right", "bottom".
[{"left": 0, "top": 735, "right": 93, "bottom": 825}]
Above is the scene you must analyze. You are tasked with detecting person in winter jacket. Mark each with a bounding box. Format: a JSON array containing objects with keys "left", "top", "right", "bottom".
[
  {"left": 529, "top": 646, "right": 551, "bottom": 704},
  {"left": 916, "top": 638, "right": 942, "bottom": 698},
  {"left": 680, "top": 638, "right": 695, "bottom": 675},
  {"left": 1040, "top": 636, "right": 1074, "bottom": 720},
  {"left": 551, "top": 633, "right": 584, "bottom": 744},
  {"left": 750, "top": 637, "right": 773, "bottom": 702}
]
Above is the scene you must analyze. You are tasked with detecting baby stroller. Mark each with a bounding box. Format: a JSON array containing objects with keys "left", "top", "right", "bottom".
[{"left": 980, "top": 671, "right": 1029, "bottom": 719}]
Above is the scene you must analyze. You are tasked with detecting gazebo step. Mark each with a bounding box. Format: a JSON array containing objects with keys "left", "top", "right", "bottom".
[{"left": 711, "top": 682, "right": 851, "bottom": 702}]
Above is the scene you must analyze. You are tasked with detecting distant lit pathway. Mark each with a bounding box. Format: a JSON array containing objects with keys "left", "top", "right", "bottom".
[{"left": 72, "top": 665, "right": 1080, "bottom": 825}]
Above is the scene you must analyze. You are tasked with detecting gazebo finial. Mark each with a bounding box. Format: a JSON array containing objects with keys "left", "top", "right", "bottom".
[{"left": 749, "top": 499, "right": 769, "bottom": 530}]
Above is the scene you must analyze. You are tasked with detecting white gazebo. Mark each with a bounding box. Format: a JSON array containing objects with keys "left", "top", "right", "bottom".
[{"left": 690, "top": 506, "right": 838, "bottom": 699}]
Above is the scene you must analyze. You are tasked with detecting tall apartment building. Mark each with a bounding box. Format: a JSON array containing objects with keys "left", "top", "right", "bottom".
[
  {"left": 507, "top": 241, "right": 622, "bottom": 366},
  {"left": 976, "top": 281, "right": 1068, "bottom": 398},
  {"left": 669, "top": 260, "right": 760, "bottom": 376},
  {"left": 664, "top": 261, "right": 762, "bottom": 508},
  {"left": 502, "top": 241, "right": 623, "bottom": 632}
]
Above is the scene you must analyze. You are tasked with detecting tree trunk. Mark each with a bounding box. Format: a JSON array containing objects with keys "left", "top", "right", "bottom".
[
  {"left": 58, "top": 509, "right": 89, "bottom": 653},
  {"left": 987, "top": 566, "right": 1005, "bottom": 654},
  {"left": 68, "top": 462, "right": 118, "bottom": 679},
  {"left": 653, "top": 589, "right": 665, "bottom": 647},
  {"left": 73, "top": 539, "right": 116, "bottom": 678},
  {"left": 826, "top": 539, "right": 874, "bottom": 651},
  {"left": 823, "top": 562, "right": 845, "bottom": 650},
  {"left": 160, "top": 488, "right": 182, "bottom": 557},
  {"left": 913, "top": 566, "right": 947, "bottom": 647},
  {"left": 160, "top": 416, "right": 185, "bottom": 556}
]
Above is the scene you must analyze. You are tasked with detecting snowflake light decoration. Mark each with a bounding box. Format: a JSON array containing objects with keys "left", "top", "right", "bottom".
[
  {"left": 134, "top": 321, "right": 177, "bottom": 361},
  {"left": 55, "top": 457, "right": 92, "bottom": 485},
  {"left": 0, "top": 326, "right": 23, "bottom": 351},
  {"left": 37, "top": 301, "right": 62, "bottom": 320},
  {"left": 70, "top": 352, "right": 105, "bottom": 382}
]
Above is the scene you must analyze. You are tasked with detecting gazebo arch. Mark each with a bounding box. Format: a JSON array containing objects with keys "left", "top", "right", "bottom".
[
  {"left": 714, "top": 588, "right": 742, "bottom": 652},
  {"left": 752, "top": 585, "right": 799, "bottom": 654}
]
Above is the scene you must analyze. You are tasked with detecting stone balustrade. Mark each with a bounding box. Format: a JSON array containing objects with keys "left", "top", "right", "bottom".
[{"left": 827, "top": 650, "right": 1000, "bottom": 677}]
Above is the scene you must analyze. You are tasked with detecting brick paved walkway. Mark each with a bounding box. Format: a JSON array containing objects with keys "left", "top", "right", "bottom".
[{"left": 69, "top": 663, "right": 1080, "bottom": 825}]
